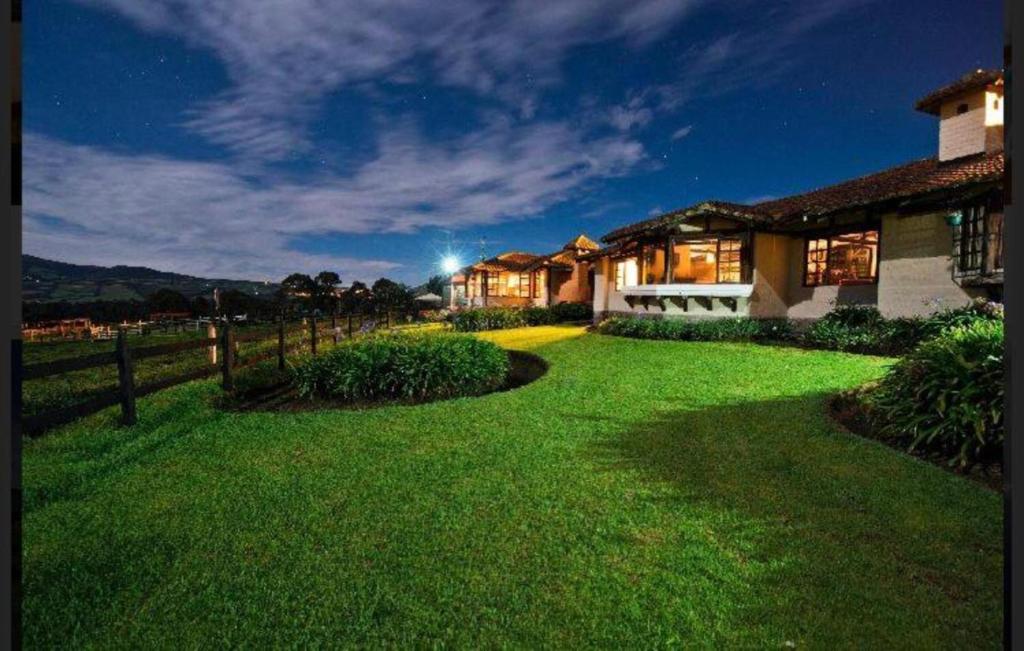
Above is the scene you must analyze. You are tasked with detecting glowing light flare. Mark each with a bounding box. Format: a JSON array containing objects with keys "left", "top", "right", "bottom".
[{"left": 441, "top": 255, "right": 462, "bottom": 274}]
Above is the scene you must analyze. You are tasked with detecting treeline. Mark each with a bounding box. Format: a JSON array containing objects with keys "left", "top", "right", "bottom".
[{"left": 24, "top": 272, "right": 449, "bottom": 324}]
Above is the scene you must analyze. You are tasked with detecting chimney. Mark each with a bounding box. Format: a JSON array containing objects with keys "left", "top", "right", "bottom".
[{"left": 915, "top": 69, "right": 1004, "bottom": 162}]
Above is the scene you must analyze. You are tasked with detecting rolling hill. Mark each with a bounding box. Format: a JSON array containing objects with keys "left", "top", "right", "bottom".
[{"left": 22, "top": 255, "right": 279, "bottom": 303}]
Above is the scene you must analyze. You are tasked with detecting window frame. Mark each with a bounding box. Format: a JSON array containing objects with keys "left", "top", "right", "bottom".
[
  {"left": 801, "top": 228, "right": 880, "bottom": 288},
  {"left": 613, "top": 257, "right": 639, "bottom": 291},
  {"left": 953, "top": 203, "right": 1004, "bottom": 281},
  {"left": 669, "top": 236, "right": 746, "bottom": 285}
]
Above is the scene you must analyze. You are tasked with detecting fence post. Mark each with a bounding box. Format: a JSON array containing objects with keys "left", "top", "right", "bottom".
[
  {"left": 385, "top": 311, "right": 391, "bottom": 329},
  {"left": 332, "top": 312, "right": 339, "bottom": 345},
  {"left": 115, "top": 328, "right": 137, "bottom": 426},
  {"left": 347, "top": 314, "right": 353, "bottom": 338},
  {"left": 310, "top": 316, "right": 318, "bottom": 355},
  {"left": 221, "top": 320, "right": 234, "bottom": 391},
  {"left": 208, "top": 322, "right": 218, "bottom": 364},
  {"left": 278, "top": 315, "right": 286, "bottom": 370}
]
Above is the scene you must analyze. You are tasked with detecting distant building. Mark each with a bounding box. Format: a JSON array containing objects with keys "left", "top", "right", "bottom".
[{"left": 449, "top": 234, "right": 600, "bottom": 308}]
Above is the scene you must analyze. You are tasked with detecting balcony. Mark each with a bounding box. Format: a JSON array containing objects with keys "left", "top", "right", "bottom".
[{"left": 619, "top": 283, "right": 753, "bottom": 312}]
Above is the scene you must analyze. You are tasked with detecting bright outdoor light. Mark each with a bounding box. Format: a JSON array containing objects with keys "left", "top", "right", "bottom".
[{"left": 441, "top": 256, "right": 461, "bottom": 274}]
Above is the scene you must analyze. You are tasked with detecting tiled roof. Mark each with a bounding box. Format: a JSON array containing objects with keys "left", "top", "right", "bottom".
[
  {"left": 602, "top": 152, "right": 1004, "bottom": 242},
  {"left": 915, "top": 69, "right": 1003, "bottom": 115},
  {"left": 602, "top": 200, "right": 775, "bottom": 242},
  {"left": 467, "top": 252, "right": 543, "bottom": 273},
  {"left": 563, "top": 234, "right": 601, "bottom": 251},
  {"left": 754, "top": 152, "right": 1004, "bottom": 219}
]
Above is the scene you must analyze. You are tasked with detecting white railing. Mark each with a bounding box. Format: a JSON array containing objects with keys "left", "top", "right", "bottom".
[{"left": 619, "top": 283, "right": 754, "bottom": 298}]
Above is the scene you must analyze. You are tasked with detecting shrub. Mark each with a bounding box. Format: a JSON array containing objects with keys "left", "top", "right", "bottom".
[
  {"left": 866, "top": 320, "right": 1004, "bottom": 469},
  {"left": 920, "top": 298, "right": 1003, "bottom": 339},
  {"left": 596, "top": 316, "right": 793, "bottom": 342},
  {"left": 292, "top": 332, "right": 509, "bottom": 403},
  {"left": 548, "top": 302, "right": 594, "bottom": 322},
  {"left": 803, "top": 305, "right": 926, "bottom": 355},
  {"left": 449, "top": 307, "right": 526, "bottom": 332},
  {"left": 450, "top": 303, "right": 594, "bottom": 332}
]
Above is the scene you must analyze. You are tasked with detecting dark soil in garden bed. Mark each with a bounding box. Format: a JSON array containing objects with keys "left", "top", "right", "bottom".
[
  {"left": 223, "top": 349, "right": 549, "bottom": 413},
  {"left": 827, "top": 390, "right": 1002, "bottom": 491}
]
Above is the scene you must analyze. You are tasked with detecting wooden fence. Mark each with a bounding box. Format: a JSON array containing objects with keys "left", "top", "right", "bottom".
[{"left": 22, "top": 312, "right": 407, "bottom": 436}]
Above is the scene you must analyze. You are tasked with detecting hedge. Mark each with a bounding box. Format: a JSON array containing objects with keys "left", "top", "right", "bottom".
[
  {"left": 596, "top": 299, "right": 1002, "bottom": 355},
  {"left": 450, "top": 303, "right": 593, "bottom": 332},
  {"left": 292, "top": 332, "right": 509, "bottom": 403}
]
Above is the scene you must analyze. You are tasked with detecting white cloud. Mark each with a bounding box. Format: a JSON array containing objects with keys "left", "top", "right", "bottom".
[
  {"left": 607, "top": 96, "right": 654, "bottom": 131},
  {"left": 24, "top": 120, "right": 645, "bottom": 281},
  {"left": 76, "top": 0, "right": 699, "bottom": 159},
  {"left": 670, "top": 125, "right": 693, "bottom": 140}
]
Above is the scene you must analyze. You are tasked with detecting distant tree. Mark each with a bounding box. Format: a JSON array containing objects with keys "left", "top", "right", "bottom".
[
  {"left": 371, "top": 278, "right": 415, "bottom": 314},
  {"left": 314, "top": 271, "right": 341, "bottom": 313},
  {"left": 340, "top": 281, "right": 370, "bottom": 314},
  {"left": 218, "top": 289, "right": 252, "bottom": 318},
  {"left": 424, "top": 275, "right": 446, "bottom": 296},
  {"left": 280, "top": 273, "right": 316, "bottom": 312},
  {"left": 146, "top": 288, "right": 190, "bottom": 314},
  {"left": 190, "top": 295, "right": 212, "bottom": 318}
]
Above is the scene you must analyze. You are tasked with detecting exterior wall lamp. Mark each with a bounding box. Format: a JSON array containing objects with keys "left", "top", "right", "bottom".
[{"left": 945, "top": 210, "right": 963, "bottom": 227}]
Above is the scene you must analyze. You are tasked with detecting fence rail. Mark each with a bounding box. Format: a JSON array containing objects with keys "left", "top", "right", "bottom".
[{"left": 22, "top": 312, "right": 409, "bottom": 436}]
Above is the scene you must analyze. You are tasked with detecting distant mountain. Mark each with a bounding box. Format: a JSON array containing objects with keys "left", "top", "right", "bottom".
[{"left": 22, "top": 255, "right": 279, "bottom": 303}]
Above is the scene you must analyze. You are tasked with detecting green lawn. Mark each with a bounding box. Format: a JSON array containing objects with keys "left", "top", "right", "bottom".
[{"left": 22, "top": 326, "right": 1002, "bottom": 648}]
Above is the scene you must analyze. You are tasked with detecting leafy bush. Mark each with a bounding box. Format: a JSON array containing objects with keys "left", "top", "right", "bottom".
[
  {"left": 449, "top": 307, "right": 526, "bottom": 332},
  {"left": 548, "top": 302, "right": 594, "bottom": 322},
  {"left": 596, "top": 316, "right": 794, "bottom": 342},
  {"left": 866, "top": 320, "right": 1004, "bottom": 469},
  {"left": 450, "top": 303, "right": 593, "bottom": 332},
  {"left": 292, "top": 332, "right": 509, "bottom": 403},
  {"left": 920, "top": 298, "right": 1003, "bottom": 339}
]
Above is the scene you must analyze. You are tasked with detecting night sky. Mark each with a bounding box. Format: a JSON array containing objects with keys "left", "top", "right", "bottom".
[{"left": 23, "top": 0, "right": 1002, "bottom": 285}]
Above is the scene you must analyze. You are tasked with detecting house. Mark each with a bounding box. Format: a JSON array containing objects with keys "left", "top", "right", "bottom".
[
  {"left": 587, "top": 69, "right": 1005, "bottom": 322},
  {"left": 449, "top": 234, "right": 599, "bottom": 308}
]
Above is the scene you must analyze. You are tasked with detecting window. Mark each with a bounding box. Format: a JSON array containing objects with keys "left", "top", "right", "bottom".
[
  {"left": 803, "top": 230, "right": 878, "bottom": 286},
  {"left": 954, "top": 205, "right": 1004, "bottom": 279},
  {"left": 614, "top": 258, "right": 638, "bottom": 290},
  {"left": 486, "top": 272, "right": 499, "bottom": 296},
  {"left": 519, "top": 273, "right": 531, "bottom": 297},
  {"left": 469, "top": 273, "right": 483, "bottom": 298},
  {"left": 671, "top": 238, "right": 744, "bottom": 283},
  {"left": 640, "top": 244, "right": 666, "bottom": 284},
  {"left": 506, "top": 272, "right": 520, "bottom": 297},
  {"left": 532, "top": 271, "right": 542, "bottom": 298}
]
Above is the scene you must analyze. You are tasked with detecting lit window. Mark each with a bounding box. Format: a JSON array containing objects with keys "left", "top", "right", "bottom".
[
  {"left": 532, "top": 271, "right": 542, "bottom": 298},
  {"left": 519, "top": 272, "right": 531, "bottom": 297},
  {"left": 803, "top": 230, "right": 879, "bottom": 286},
  {"left": 671, "top": 238, "right": 744, "bottom": 283},
  {"left": 614, "top": 259, "right": 638, "bottom": 290}
]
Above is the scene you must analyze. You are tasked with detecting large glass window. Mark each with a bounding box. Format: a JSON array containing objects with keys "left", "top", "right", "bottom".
[
  {"left": 614, "top": 258, "right": 638, "bottom": 290},
  {"left": 803, "top": 230, "right": 879, "bottom": 286},
  {"left": 519, "top": 273, "right": 531, "bottom": 297},
  {"left": 532, "top": 271, "right": 542, "bottom": 298},
  {"left": 640, "top": 244, "right": 666, "bottom": 284},
  {"left": 671, "top": 238, "right": 744, "bottom": 284},
  {"left": 486, "top": 272, "right": 500, "bottom": 296}
]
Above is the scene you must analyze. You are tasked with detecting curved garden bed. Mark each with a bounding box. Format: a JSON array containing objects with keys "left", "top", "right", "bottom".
[{"left": 225, "top": 347, "right": 548, "bottom": 412}]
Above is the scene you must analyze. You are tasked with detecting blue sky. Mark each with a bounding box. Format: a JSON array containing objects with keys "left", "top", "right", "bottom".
[{"left": 23, "top": 0, "right": 1001, "bottom": 285}]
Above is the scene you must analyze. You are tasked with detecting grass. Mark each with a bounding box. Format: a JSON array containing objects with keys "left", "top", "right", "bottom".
[{"left": 22, "top": 326, "right": 1002, "bottom": 647}]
